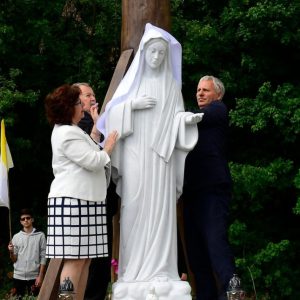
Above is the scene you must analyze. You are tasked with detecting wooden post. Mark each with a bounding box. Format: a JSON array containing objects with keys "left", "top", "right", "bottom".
[
  {"left": 121, "top": 0, "right": 171, "bottom": 53},
  {"left": 37, "top": 259, "right": 63, "bottom": 300},
  {"left": 100, "top": 49, "right": 134, "bottom": 115}
]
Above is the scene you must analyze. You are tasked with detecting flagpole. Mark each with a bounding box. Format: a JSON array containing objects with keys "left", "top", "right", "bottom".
[{"left": 8, "top": 185, "right": 12, "bottom": 241}]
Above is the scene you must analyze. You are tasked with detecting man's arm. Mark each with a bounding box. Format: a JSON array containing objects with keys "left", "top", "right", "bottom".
[
  {"left": 35, "top": 232, "right": 47, "bottom": 287},
  {"left": 200, "top": 101, "right": 228, "bottom": 126},
  {"left": 35, "top": 264, "right": 46, "bottom": 287}
]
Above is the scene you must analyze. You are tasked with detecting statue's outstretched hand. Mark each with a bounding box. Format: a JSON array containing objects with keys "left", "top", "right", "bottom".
[
  {"left": 132, "top": 95, "right": 157, "bottom": 110},
  {"left": 185, "top": 113, "right": 204, "bottom": 124}
]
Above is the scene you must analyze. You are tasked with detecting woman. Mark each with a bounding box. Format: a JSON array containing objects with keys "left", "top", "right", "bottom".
[
  {"left": 44, "top": 84, "right": 117, "bottom": 300},
  {"left": 97, "top": 24, "right": 202, "bottom": 299}
]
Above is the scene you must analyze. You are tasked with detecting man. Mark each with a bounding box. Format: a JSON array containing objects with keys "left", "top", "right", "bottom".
[
  {"left": 8, "top": 208, "right": 47, "bottom": 298},
  {"left": 73, "top": 82, "right": 118, "bottom": 300},
  {"left": 74, "top": 83, "right": 99, "bottom": 137},
  {"left": 183, "top": 75, "right": 236, "bottom": 300}
]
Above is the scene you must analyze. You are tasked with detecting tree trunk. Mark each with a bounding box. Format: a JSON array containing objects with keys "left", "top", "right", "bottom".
[{"left": 121, "top": 0, "right": 171, "bottom": 53}]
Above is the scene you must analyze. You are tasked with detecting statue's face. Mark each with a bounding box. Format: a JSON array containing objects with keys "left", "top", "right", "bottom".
[{"left": 145, "top": 39, "right": 167, "bottom": 69}]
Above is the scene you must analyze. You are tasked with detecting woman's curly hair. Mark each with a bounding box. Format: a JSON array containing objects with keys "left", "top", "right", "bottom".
[{"left": 45, "top": 84, "right": 81, "bottom": 125}]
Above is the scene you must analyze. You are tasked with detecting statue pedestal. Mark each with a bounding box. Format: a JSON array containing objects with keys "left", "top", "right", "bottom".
[{"left": 112, "top": 280, "right": 192, "bottom": 300}]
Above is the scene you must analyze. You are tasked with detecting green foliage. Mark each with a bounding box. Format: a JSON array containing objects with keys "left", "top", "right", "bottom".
[
  {"left": 234, "top": 240, "right": 295, "bottom": 299},
  {"left": 175, "top": 0, "right": 300, "bottom": 102},
  {"left": 293, "top": 169, "right": 300, "bottom": 215},
  {"left": 0, "top": 69, "right": 39, "bottom": 124},
  {"left": 230, "top": 158, "right": 293, "bottom": 210},
  {"left": 230, "top": 82, "right": 300, "bottom": 142},
  {"left": 0, "top": 0, "right": 121, "bottom": 95},
  {"left": 0, "top": 0, "right": 122, "bottom": 210}
]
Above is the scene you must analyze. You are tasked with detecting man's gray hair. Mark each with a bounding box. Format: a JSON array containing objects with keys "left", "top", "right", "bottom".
[
  {"left": 72, "top": 82, "right": 91, "bottom": 88},
  {"left": 200, "top": 75, "right": 225, "bottom": 99}
]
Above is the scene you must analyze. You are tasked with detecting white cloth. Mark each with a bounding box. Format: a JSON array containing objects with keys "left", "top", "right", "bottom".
[
  {"left": 99, "top": 23, "right": 200, "bottom": 283},
  {"left": 48, "top": 124, "right": 111, "bottom": 202}
]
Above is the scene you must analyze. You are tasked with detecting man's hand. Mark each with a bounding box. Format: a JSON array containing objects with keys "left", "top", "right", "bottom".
[
  {"left": 35, "top": 264, "right": 46, "bottom": 287},
  {"left": 35, "top": 274, "right": 44, "bottom": 287},
  {"left": 8, "top": 242, "right": 17, "bottom": 263},
  {"left": 90, "top": 103, "right": 99, "bottom": 124},
  {"left": 8, "top": 241, "right": 14, "bottom": 252}
]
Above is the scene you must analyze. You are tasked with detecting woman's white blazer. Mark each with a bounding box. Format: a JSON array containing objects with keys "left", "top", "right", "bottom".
[{"left": 48, "top": 124, "right": 110, "bottom": 202}]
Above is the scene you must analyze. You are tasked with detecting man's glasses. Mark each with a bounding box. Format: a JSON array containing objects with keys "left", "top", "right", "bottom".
[
  {"left": 20, "top": 217, "right": 31, "bottom": 221},
  {"left": 75, "top": 99, "right": 82, "bottom": 106}
]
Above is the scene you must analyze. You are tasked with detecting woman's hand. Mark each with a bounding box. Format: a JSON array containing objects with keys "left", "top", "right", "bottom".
[
  {"left": 185, "top": 113, "right": 204, "bottom": 125},
  {"left": 132, "top": 95, "right": 157, "bottom": 110},
  {"left": 103, "top": 130, "right": 118, "bottom": 156}
]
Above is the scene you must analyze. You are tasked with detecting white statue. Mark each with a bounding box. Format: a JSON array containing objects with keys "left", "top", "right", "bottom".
[
  {"left": 146, "top": 287, "right": 158, "bottom": 300},
  {"left": 97, "top": 23, "right": 203, "bottom": 300}
]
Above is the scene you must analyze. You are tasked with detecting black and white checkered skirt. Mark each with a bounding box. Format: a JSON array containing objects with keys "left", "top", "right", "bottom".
[{"left": 46, "top": 197, "right": 108, "bottom": 259}]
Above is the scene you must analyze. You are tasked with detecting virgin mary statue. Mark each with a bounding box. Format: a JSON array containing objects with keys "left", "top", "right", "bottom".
[{"left": 97, "top": 23, "right": 203, "bottom": 299}]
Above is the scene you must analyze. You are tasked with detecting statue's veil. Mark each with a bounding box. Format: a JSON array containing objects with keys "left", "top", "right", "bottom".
[{"left": 97, "top": 23, "right": 182, "bottom": 141}]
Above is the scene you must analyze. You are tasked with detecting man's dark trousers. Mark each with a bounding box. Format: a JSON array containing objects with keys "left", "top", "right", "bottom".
[
  {"left": 84, "top": 183, "right": 117, "bottom": 300},
  {"left": 84, "top": 257, "right": 111, "bottom": 300},
  {"left": 184, "top": 188, "right": 235, "bottom": 300}
]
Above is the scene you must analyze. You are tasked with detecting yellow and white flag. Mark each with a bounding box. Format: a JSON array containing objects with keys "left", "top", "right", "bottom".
[{"left": 0, "top": 120, "right": 14, "bottom": 208}]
